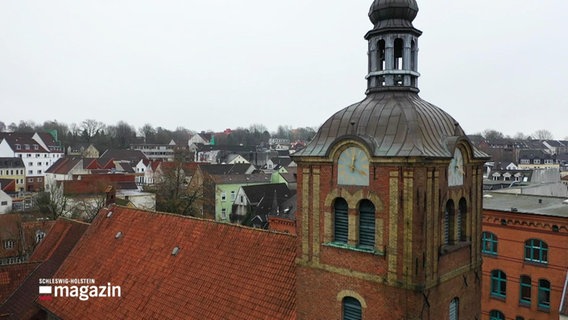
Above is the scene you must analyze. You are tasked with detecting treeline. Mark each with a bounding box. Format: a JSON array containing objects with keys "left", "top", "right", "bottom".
[{"left": 0, "top": 120, "right": 317, "bottom": 151}]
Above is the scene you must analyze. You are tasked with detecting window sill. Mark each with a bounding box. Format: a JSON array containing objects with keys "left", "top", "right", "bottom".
[
  {"left": 482, "top": 252, "right": 498, "bottom": 257},
  {"left": 519, "top": 301, "right": 531, "bottom": 308},
  {"left": 324, "top": 242, "right": 385, "bottom": 256},
  {"left": 440, "top": 241, "right": 471, "bottom": 255},
  {"left": 490, "top": 294, "right": 506, "bottom": 301},
  {"left": 523, "top": 260, "right": 548, "bottom": 267},
  {"left": 537, "top": 306, "right": 550, "bottom": 313}
]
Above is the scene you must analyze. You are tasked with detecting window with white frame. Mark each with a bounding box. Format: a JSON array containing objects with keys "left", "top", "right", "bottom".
[{"left": 3, "top": 240, "right": 15, "bottom": 249}]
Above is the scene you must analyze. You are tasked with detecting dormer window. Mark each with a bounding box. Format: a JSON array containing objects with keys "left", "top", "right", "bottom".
[
  {"left": 34, "top": 145, "right": 39, "bottom": 150},
  {"left": 15, "top": 144, "right": 21, "bottom": 150},
  {"left": 24, "top": 144, "right": 30, "bottom": 150}
]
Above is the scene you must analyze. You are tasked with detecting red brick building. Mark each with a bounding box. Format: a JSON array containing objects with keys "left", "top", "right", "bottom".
[
  {"left": 291, "top": 0, "right": 488, "bottom": 318},
  {"left": 482, "top": 193, "right": 568, "bottom": 320}
]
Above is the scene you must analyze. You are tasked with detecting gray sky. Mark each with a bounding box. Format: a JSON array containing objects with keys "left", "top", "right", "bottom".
[{"left": 1, "top": 1, "right": 567, "bottom": 139}]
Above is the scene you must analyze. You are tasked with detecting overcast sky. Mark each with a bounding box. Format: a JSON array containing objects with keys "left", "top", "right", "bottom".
[{"left": 1, "top": 1, "right": 567, "bottom": 139}]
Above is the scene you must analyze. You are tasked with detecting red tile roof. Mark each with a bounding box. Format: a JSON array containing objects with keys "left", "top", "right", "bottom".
[
  {"left": 0, "top": 218, "right": 88, "bottom": 319},
  {"left": 0, "top": 262, "right": 40, "bottom": 304},
  {"left": 39, "top": 206, "right": 297, "bottom": 319}
]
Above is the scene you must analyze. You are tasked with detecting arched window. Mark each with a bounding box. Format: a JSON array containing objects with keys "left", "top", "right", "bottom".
[
  {"left": 481, "top": 232, "right": 498, "bottom": 255},
  {"left": 489, "top": 310, "right": 505, "bottom": 320},
  {"left": 444, "top": 200, "right": 455, "bottom": 245},
  {"left": 449, "top": 297, "right": 459, "bottom": 320},
  {"left": 524, "top": 239, "right": 548, "bottom": 264},
  {"left": 394, "top": 38, "right": 404, "bottom": 71},
  {"left": 538, "top": 279, "right": 550, "bottom": 310},
  {"left": 490, "top": 270, "right": 507, "bottom": 298},
  {"left": 519, "top": 275, "right": 531, "bottom": 305},
  {"left": 458, "top": 198, "right": 467, "bottom": 241},
  {"left": 358, "top": 200, "right": 375, "bottom": 249},
  {"left": 342, "top": 296, "right": 362, "bottom": 320},
  {"left": 334, "top": 198, "right": 349, "bottom": 243}
]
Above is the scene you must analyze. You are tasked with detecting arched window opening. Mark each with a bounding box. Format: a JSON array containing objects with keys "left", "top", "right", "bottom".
[
  {"left": 458, "top": 198, "right": 467, "bottom": 241},
  {"left": 334, "top": 198, "right": 349, "bottom": 243},
  {"left": 358, "top": 200, "right": 375, "bottom": 249},
  {"left": 342, "top": 296, "right": 362, "bottom": 320},
  {"left": 519, "top": 275, "right": 531, "bottom": 305},
  {"left": 490, "top": 269, "right": 507, "bottom": 298},
  {"left": 378, "top": 39, "right": 386, "bottom": 71},
  {"left": 449, "top": 297, "right": 459, "bottom": 320},
  {"left": 394, "top": 38, "right": 404, "bottom": 71},
  {"left": 444, "top": 200, "right": 455, "bottom": 245},
  {"left": 538, "top": 279, "right": 550, "bottom": 310},
  {"left": 524, "top": 239, "right": 548, "bottom": 264},
  {"left": 489, "top": 310, "right": 505, "bottom": 320}
]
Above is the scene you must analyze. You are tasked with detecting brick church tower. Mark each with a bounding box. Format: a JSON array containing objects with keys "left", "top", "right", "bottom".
[{"left": 292, "top": 1, "right": 489, "bottom": 319}]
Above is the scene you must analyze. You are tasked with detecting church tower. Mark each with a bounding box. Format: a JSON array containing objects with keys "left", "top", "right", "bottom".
[{"left": 292, "top": 1, "right": 489, "bottom": 319}]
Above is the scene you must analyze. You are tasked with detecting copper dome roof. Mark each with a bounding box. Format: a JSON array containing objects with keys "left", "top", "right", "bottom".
[
  {"left": 369, "top": 0, "right": 419, "bottom": 25},
  {"left": 295, "top": 92, "right": 485, "bottom": 159}
]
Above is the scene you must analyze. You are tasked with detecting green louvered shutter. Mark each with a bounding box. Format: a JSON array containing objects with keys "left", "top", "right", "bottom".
[
  {"left": 342, "top": 297, "right": 361, "bottom": 320},
  {"left": 334, "top": 199, "right": 348, "bottom": 243}
]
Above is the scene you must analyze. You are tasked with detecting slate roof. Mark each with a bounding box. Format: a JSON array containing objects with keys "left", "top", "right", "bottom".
[
  {"left": 45, "top": 157, "right": 82, "bottom": 174},
  {"left": 269, "top": 194, "right": 297, "bottom": 221},
  {"left": 98, "top": 149, "right": 148, "bottom": 167},
  {"left": 211, "top": 173, "right": 272, "bottom": 185},
  {"left": 38, "top": 206, "right": 297, "bottom": 320},
  {"left": 0, "top": 158, "right": 25, "bottom": 169},
  {"left": 200, "top": 163, "right": 255, "bottom": 175},
  {"left": 0, "top": 133, "right": 49, "bottom": 153},
  {"left": 0, "top": 218, "right": 88, "bottom": 320}
]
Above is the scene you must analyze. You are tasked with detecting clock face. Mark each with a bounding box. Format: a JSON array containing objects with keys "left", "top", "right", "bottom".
[
  {"left": 338, "top": 147, "right": 369, "bottom": 186},
  {"left": 448, "top": 149, "right": 464, "bottom": 186}
]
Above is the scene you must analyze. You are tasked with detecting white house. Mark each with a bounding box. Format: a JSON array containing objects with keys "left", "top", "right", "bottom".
[{"left": 0, "top": 190, "right": 12, "bottom": 214}]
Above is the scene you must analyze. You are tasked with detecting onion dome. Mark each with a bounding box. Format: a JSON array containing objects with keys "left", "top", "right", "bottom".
[{"left": 369, "top": 0, "right": 419, "bottom": 28}]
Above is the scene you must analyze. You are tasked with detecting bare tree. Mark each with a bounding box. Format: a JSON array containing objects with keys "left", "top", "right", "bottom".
[
  {"left": 482, "top": 129, "right": 505, "bottom": 140},
  {"left": 139, "top": 123, "right": 156, "bottom": 143},
  {"left": 532, "top": 129, "right": 554, "bottom": 140},
  {"left": 34, "top": 183, "right": 68, "bottom": 220},
  {"left": 81, "top": 119, "right": 105, "bottom": 143}
]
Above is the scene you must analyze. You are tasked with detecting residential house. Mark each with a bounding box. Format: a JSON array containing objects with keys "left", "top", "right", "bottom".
[
  {"left": 187, "top": 131, "right": 213, "bottom": 149},
  {"left": 0, "top": 218, "right": 88, "bottom": 319},
  {"left": 130, "top": 140, "right": 177, "bottom": 162},
  {"left": 60, "top": 173, "right": 155, "bottom": 219},
  {"left": 518, "top": 149, "right": 560, "bottom": 170},
  {"left": 542, "top": 140, "right": 567, "bottom": 156},
  {"left": 0, "top": 214, "right": 55, "bottom": 266},
  {"left": 268, "top": 193, "right": 297, "bottom": 235},
  {"left": 210, "top": 173, "right": 272, "bottom": 222},
  {"left": 44, "top": 157, "right": 102, "bottom": 191},
  {"left": 231, "top": 183, "right": 294, "bottom": 225},
  {"left": 482, "top": 192, "right": 568, "bottom": 320},
  {"left": 223, "top": 153, "right": 250, "bottom": 164},
  {"left": 0, "top": 189, "right": 13, "bottom": 214},
  {"left": 36, "top": 206, "right": 297, "bottom": 320},
  {"left": 265, "top": 156, "right": 296, "bottom": 172},
  {"left": 0, "top": 157, "right": 26, "bottom": 193},
  {"left": 66, "top": 143, "right": 100, "bottom": 158},
  {"left": 189, "top": 163, "right": 259, "bottom": 221},
  {"left": 98, "top": 149, "right": 148, "bottom": 170},
  {"left": 269, "top": 137, "right": 291, "bottom": 151},
  {"left": 0, "top": 132, "right": 64, "bottom": 192}
]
